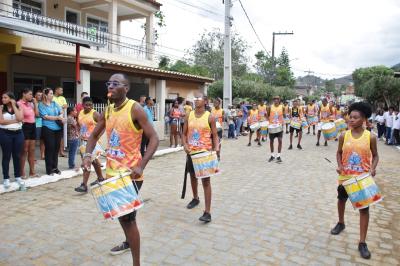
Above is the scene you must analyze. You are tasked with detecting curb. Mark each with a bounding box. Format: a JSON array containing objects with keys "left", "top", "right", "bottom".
[{"left": 0, "top": 147, "right": 183, "bottom": 195}]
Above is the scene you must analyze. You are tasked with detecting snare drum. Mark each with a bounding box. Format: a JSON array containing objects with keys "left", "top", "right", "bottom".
[
  {"left": 301, "top": 118, "right": 309, "bottom": 129},
  {"left": 342, "top": 173, "right": 383, "bottom": 210},
  {"left": 80, "top": 141, "right": 105, "bottom": 157},
  {"left": 259, "top": 121, "right": 269, "bottom": 135},
  {"left": 290, "top": 119, "right": 301, "bottom": 129},
  {"left": 249, "top": 122, "right": 260, "bottom": 132},
  {"left": 335, "top": 118, "right": 347, "bottom": 132},
  {"left": 321, "top": 122, "right": 337, "bottom": 140},
  {"left": 191, "top": 151, "right": 220, "bottom": 179},
  {"left": 307, "top": 115, "right": 318, "bottom": 126},
  {"left": 268, "top": 124, "right": 283, "bottom": 134},
  {"left": 284, "top": 117, "right": 290, "bottom": 124},
  {"left": 91, "top": 172, "right": 143, "bottom": 220}
]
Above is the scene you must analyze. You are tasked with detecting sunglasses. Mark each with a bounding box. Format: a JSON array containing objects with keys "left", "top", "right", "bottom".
[{"left": 106, "top": 81, "right": 127, "bottom": 88}]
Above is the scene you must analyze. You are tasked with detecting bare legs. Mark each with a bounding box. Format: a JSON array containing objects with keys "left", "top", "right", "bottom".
[
  {"left": 20, "top": 139, "right": 36, "bottom": 177},
  {"left": 119, "top": 219, "right": 140, "bottom": 266},
  {"left": 190, "top": 175, "right": 211, "bottom": 213},
  {"left": 336, "top": 199, "right": 369, "bottom": 243}
]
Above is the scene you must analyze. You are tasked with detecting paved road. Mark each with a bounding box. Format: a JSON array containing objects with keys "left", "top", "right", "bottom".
[{"left": 0, "top": 131, "right": 399, "bottom": 265}]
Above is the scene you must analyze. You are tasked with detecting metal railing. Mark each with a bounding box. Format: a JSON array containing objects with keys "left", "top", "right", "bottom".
[{"left": 0, "top": 3, "right": 148, "bottom": 60}]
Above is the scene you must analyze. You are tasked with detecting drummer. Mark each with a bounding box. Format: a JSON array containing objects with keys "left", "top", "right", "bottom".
[
  {"left": 316, "top": 98, "right": 332, "bottom": 146},
  {"left": 283, "top": 101, "right": 290, "bottom": 134},
  {"left": 329, "top": 100, "right": 337, "bottom": 122},
  {"left": 83, "top": 73, "right": 159, "bottom": 264},
  {"left": 331, "top": 102, "right": 379, "bottom": 260},
  {"left": 257, "top": 100, "right": 268, "bottom": 142},
  {"left": 267, "top": 96, "right": 285, "bottom": 163},
  {"left": 74, "top": 96, "right": 104, "bottom": 193},
  {"left": 247, "top": 103, "right": 261, "bottom": 146},
  {"left": 182, "top": 90, "right": 219, "bottom": 222},
  {"left": 211, "top": 98, "right": 224, "bottom": 160},
  {"left": 288, "top": 99, "right": 303, "bottom": 150},
  {"left": 306, "top": 100, "right": 318, "bottom": 135}
]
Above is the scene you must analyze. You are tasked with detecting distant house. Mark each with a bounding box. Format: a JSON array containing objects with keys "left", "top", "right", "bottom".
[{"left": 294, "top": 85, "right": 315, "bottom": 97}]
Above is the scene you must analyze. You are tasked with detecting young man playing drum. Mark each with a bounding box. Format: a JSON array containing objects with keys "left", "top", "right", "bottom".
[
  {"left": 283, "top": 101, "right": 290, "bottom": 134},
  {"left": 248, "top": 103, "right": 261, "bottom": 146},
  {"left": 211, "top": 98, "right": 224, "bottom": 160},
  {"left": 316, "top": 98, "right": 332, "bottom": 146},
  {"left": 267, "top": 96, "right": 285, "bottom": 163},
  {"left": 288, "top": 99, "right": 303, "bottom": 150},
  {"left": 257, "top": 100, "right": 268, "bottom": 142},
  {"left": 83, "top": 73, "right": 159, "bottom": 265},
  {"left": 306, "top": 100, "right": 318, "bottom": 135},
  {"left": 331, "top": 102, "right": 379, "bottom": 260},
  {"left": 182, "top": 91, "right": 219, "bottom": 222},
  {"left": 74, "top": 96, "right": 104, "bottom": 193}
]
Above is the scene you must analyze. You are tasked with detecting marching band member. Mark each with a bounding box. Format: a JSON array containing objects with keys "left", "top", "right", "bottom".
[
  {"left": 316, "top": 98, "right": 332, "bottom": 146},
  {"left": 247, "top": 103, "right": 261, "bottom": 146},
  {"left": 306, "top": 100, "right": 318, "bottom": 135},
  {"left": 288, "top": 99, "right": 304, "bottom": 150},
  {"left": 257, "top": 100, "right": 268, "bottom": 142},
  {"left": 211, "top": 98, "right": 224, "bottom": 160},
  {"left": 267, "top": 96, "right": 285, "bottom": 162}
]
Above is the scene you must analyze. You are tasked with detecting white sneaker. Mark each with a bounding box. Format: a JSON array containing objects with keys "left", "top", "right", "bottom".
[
  {"left": 15, "top": 177, "right": 26, "bottom": 191},
  {"left": 3, "top": 179, "right": 10, "bottom": 189}
]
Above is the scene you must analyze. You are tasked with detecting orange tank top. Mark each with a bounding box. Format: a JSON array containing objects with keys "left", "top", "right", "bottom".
[
  {"left": 187, "top": 111, "right": 212, "bottom": 154},
  {"left": 339, "top": 130, "right": 371, "bottom": 181},
  {"left": 248, "top": 109, "right": 259, "bottom": 125},
  {"left": 269, "top": 104, "right": 284, "bottom": 124},
  {"left": 320, "top": 105, "right": 331, "bottom": 123},
  {"left": 78, "top": 109, "right": 96, "bottom": 140},
  {"left": 307, "top": 104, "right": 316, "bottom": 116},
  {"left": 258, "top": 105, "right": 267, "bottom": 121},
  {"left": 105, "top": 99, "right": 143, "bottom": 180},
  {"left": 211, "top": 107, "right": 223, "bottom": 124}
]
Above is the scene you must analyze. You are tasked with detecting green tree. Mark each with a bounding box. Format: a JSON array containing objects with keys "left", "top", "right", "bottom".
[
  {"left": 168, "top": 60, "right": 210, "bottom": 77},
  {"left": 158, "top": 56, "right": 170, "bottom": 69},
  {"left": 353, "top": 66, "right": 400, "bottom": 107},
  {"left": 189, "top": 29, "right": 249, "bottom": 80}
]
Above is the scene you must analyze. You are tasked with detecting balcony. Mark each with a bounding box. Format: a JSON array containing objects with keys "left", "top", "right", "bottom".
[{"left": 0, "top": 3, "right": 150, "bottom": 62}]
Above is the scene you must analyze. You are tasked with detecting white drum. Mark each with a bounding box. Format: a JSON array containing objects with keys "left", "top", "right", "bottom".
[
  {"left": 216, "top": 121, "right": 223, "bottom": 132},
  {"left": 268, "top": 124, "right": 283, "bottom": 134},
  {"left": 249, "top": 122, "right": 260, "bottom": 132}
]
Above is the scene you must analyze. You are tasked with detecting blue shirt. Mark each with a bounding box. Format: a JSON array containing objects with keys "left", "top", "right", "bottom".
[
  {"left": 39, "top": 101, "right": 62, "bottom": 130},
  {"left": 241, "top": 105, "right": 248, "bottom": 119},
  {"left": 144, "top": 105, "right": 154, "bottom": 126}
]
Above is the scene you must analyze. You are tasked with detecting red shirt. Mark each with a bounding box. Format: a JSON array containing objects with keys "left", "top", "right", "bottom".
[{"left": 76, "top": 103, "right": 84, "bottom": 114}]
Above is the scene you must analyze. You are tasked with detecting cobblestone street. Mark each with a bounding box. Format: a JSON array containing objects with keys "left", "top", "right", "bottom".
[{"left": 0, "top": 132, "right": 399, "bottom": 265}]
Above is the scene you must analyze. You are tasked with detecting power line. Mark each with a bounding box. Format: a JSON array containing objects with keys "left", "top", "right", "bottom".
[
  {"left": 169, "top": 0, "right": 223, "bottom": 18},
  {"left": 167, "top": 1, "right": 223, "bottom": 22},
  {"left": 237, "top": 0, "right": 270, "bottom": 56}
]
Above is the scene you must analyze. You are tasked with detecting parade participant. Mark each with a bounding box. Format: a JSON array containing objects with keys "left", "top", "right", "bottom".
[
  {"left": 211, "top": 98, "right": 224, "bottom": 159},
  {"left": 169, "top": 100, "right": 182, "bottom": 148},
  {"left": 288, "top": 99, "right": 303, "bottom": 150},
  {"left": 329, "top": 101, "right": 337, "bottom": 122},
  {"left": 0, "top": 92, "right": 24, "bottom": 189},
  {"left": 34, "top": 90, "right": 45, "bottom": 160},
  {"left": 267, "top": 96, "right": 284, "bottom": 162},
  {"left": 53, "top": 87, "right": 67, "bottom": 157},
  {"left": 182, "top": 90, "right": 219, "bottom": 222},
  {"left": 83, "top": 73, "right": 159, "bottom": 264},
  {"left": 336, "top": 104, "right": 343, "bottom": 119},
  {"left": 306, "top": 100, "right": 318, "bottom": 135},
  {"left": 74, "top": 97, "right": 104, "bottom": 193},
  {"left": 331, "top": 102, "right": 378, "bottom": 260},
  {"left": 316, "top": 98, "right": 332, "bottom": 146},
  {"left": 257, "top": 100, "right": 268, "bottom": 142},
  {"left": 283, "top": 101, "right": 290, "bottom": 134},
  {"left": 75, "top": 92, "right": 88, "bottom": 114},
  {"left": 247, "top": 103, "right": 261, "bottom": 146},
  {"left": 18, "top": 88, "right": 39, "bottom": 178}
]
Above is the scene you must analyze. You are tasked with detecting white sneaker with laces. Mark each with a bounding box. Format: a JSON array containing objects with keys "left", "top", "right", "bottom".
[
  {"left": 3, "top": 179, "right": 10, "bottom": 189},
  {"left": 16, "top": 177, "right": 26, "bottom": 191}
]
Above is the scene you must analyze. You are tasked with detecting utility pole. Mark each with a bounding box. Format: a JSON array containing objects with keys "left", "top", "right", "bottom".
[
  {"left": 271, "top": 31, "right": 294, "bottom": 84},
  {"left": 223, "top": 0, "right": 233, "bottom": 108}
]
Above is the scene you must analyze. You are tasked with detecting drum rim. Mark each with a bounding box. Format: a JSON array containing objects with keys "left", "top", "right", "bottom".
[
  {"left": 90, "top": 171, "right": 132, "bottom": 189},
  {"left": 191, "top": 150, "right": 215, "bottom": 159}
]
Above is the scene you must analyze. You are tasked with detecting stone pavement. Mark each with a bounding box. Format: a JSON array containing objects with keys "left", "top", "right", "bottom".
[{"left": 0, "top": 131, "right": 399, "bottom": 265}]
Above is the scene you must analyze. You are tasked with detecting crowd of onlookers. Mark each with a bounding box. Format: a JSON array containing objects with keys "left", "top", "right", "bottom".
[
  {"left": 0, "top": 88, "right": 156, "bottom": 190},
  {"left": 374, "top": 106, "right": 400, "bottom": 146}
]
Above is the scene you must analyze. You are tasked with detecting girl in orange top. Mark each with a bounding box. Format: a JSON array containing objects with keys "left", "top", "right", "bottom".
[
  {"left": 332, "top": 102, "right": 379, "bottom": 260},
  {"left": 169, "top": 100, "right": 183, "bottom": 148}
]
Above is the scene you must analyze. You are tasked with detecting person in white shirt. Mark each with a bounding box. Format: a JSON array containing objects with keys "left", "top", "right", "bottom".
[
  {"left": 392, "top": 110, "right": 400, "bottom": 145},
  {"left": 374, "top": 109, "right": 385, "bottom": 140},
  {"left": 383, "top": 107, "right": 394, "bottom": 144}
]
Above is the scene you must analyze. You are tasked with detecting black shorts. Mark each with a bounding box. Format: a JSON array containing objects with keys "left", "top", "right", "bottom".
[
  {"left": 290, "top": 126, "right": 302, "bottom": 133},
  {"left": 337, "top": 185, "right": 348, "bottom": 200},
  {"left": 269, "top": 131, "right": 283, "bottom": 140},
  {"left": 217, "top": 130, "right": 223, "bottom": 139},
  {"left": 118, "top": 181, "right": 143, "bottom": 222},
  {"left": 22, "top": 123, "right": 36, "bottom": 140}
]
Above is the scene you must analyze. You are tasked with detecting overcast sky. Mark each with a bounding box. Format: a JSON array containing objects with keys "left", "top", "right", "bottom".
[{"left": 122, "top": 0, "right": 400, "bottom": 79}]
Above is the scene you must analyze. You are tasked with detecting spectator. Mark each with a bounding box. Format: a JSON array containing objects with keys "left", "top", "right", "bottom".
[
  {"left": 67, "top": 107, "right": 79, "bottom": 170},
  {"left": 18, "top": 88, "right": 39, "bottom": 178},
  {"left": 393, "top": 109, "right": 400, "bottom": 146},
  {"left": 236, "top": 104, "right": 243, "bottom": 136},
  {"left": 0, "top": 92, "right": 24, "bottom": 189},
  {"left": 227, "top": 105, "right": 236, "bottom": 139},
  {"left": 374, "top": 109, "right": 385, "bottom": 140},
  {"left": 184, "top": 100, "right": 193, "bottom": 115},
  {"left": 39, "top": 88, "right": 65, "bottom": 175},
  {"left": 241, "top": 101, "right": 249, "bottom": 132},
  {"left": 383, "top": 106, "right": 394, "bottom": 145},
  {"left": 34, "top": 90, "right": 45, "bottom": 159},
  {"left": 53, "top": 87, "right": 67, "bottom": 157},
  {"left": 141, "top": 97, "right": 154, "bottom": 156},
  {"left": 139, "top": 95, "right": 146, "bottom": 107},
  {"left": 75, "top": 92, "right": 88, "bottom": 114}
]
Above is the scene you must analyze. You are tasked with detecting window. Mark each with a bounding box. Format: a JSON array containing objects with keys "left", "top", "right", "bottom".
[
  {"left": 14, "top": 76, "right": 44, "bottom": 98},
  {"left": 66, "top": 10, "right": 79, "bottom": 25},
  {"left": 87, "top": 17, "right": 108, "bottom": 33},
  {"left": 13, "top": 0, "right": 42, "bottom": 15}
]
